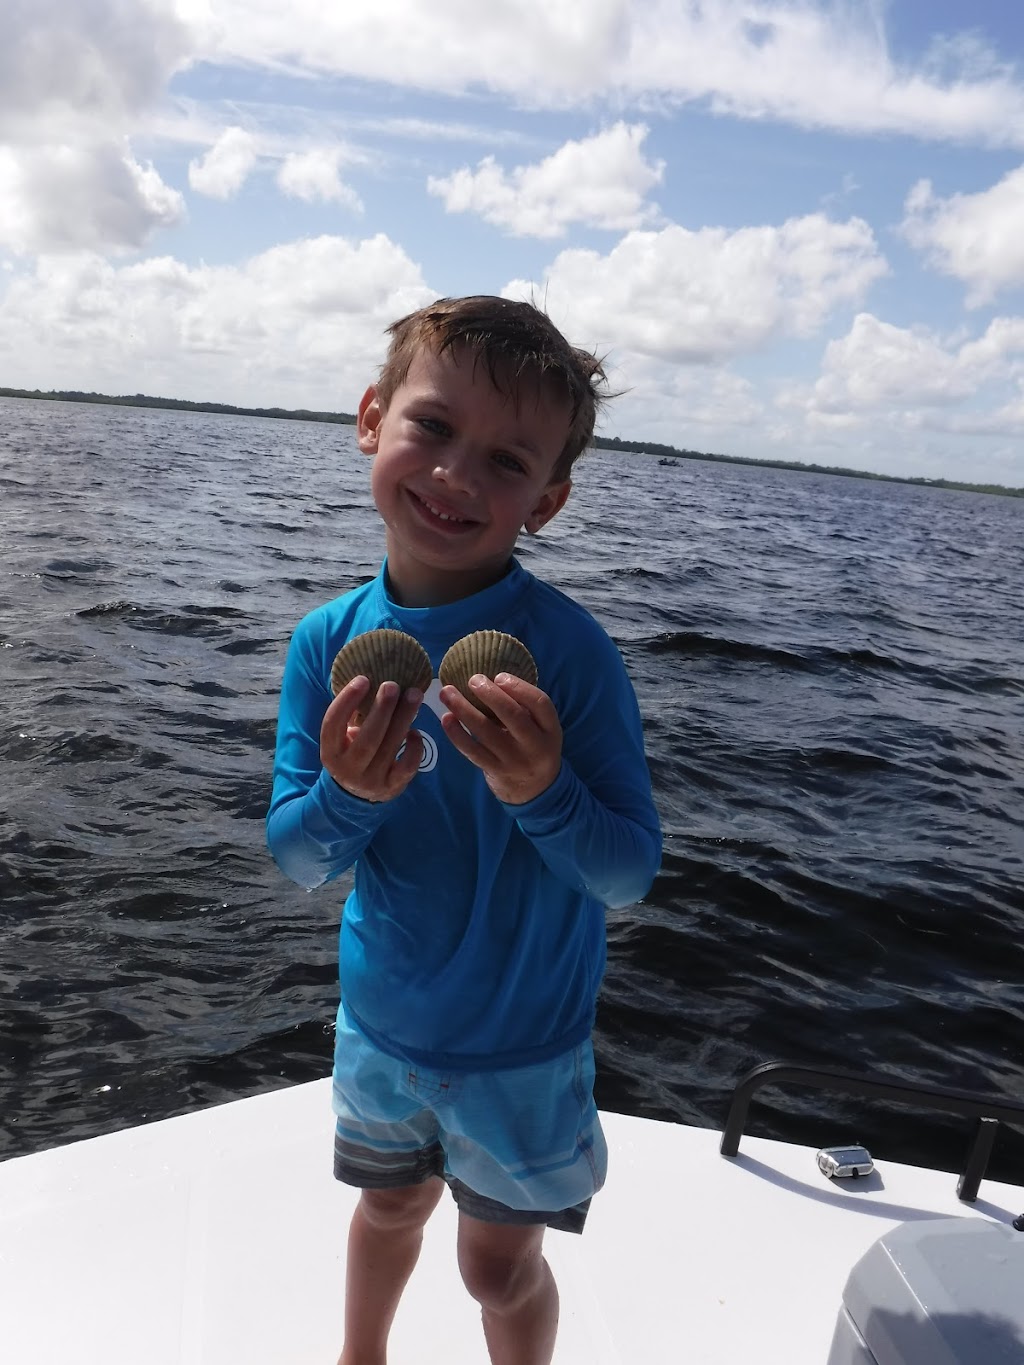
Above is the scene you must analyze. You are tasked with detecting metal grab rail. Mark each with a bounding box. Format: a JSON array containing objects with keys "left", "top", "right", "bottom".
[{"left": 719, "top": 1061, "right": 1024, "bottom": 1202}]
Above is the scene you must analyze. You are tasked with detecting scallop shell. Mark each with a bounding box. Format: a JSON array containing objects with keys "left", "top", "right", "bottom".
[
  {"left": 439, "top": 631, "right": 538, "bottom": 719},
  {"left": 330, "top": 629, "right": 433, "bottom": 719}
]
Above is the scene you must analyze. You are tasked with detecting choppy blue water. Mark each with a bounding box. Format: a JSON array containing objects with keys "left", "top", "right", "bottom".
[{"left": 2, "top": 397, "right": 1023, "bottom": 1178}]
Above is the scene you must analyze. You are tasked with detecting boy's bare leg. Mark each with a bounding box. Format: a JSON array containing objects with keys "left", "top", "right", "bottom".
[
  {"left": 338, "top": 1178, "right": 445, "bottom": 1365},
  {"left": 457, "top": 1214, "right": 558, "bottom": 1365}
]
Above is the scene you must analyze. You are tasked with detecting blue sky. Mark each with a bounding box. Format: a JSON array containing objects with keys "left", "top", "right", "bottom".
[{"left": 3, "top": 2, "right": 1024, "bottom": 485}]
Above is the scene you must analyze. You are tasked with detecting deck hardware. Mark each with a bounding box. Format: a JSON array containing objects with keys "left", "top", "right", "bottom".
[
  {"left": 816, "top": 1145, "right": 874, "bottom": 1180},
  {"left": 720, "top": 1061, "right": 1024, "bottom": 1203},
  {"left": 957, "top": 1117, "right": 998, "bottom": 1202}
]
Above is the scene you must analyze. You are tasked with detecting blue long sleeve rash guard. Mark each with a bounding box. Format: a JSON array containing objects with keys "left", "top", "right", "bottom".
[{"left": 267, "top": 559, "right": 662, "bottom": 1071}]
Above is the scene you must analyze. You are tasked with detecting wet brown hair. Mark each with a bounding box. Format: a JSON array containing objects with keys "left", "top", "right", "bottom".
[{"left": 376, "top": 296, "right": 608, "bottom": 481}]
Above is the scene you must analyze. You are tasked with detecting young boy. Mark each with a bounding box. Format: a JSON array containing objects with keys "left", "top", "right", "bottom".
[{"left": 267, "top": 296, "right": 661, "bottom": 1365}]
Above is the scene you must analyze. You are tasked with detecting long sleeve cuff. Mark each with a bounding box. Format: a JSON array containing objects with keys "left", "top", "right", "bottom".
[
  {"left": 266, "top": 767, "right": 392, "bottom": 890},
  {"left": 501, "top": 761, "right": 661, "bottom": 909}
]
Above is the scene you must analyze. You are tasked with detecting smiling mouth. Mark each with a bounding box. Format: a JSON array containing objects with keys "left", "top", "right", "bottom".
[{"left": 412, "top": 491, "right": 476, "bottom": 527}]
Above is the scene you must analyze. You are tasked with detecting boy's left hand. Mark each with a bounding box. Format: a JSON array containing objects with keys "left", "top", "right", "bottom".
[{"left": 439, "top": 673, "right": 562, "bottom": 805}]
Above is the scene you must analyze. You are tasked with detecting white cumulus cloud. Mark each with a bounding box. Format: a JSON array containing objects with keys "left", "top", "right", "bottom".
[
  {"left": 901, "top": 166, "right": 1024, "bottom": 305},
  {"left": 509, "top": 214, "right": 887, "bottom": 364},
  {"left": 195, "top": 0, "right": 1024, "bottom": 148},
  {"left": 781, "top": 313, "right": 1024, "bottom": 437},
  {"left": 0, "top": 235, "right": 436, "bottom": 406},
  {"left": 1, "top": 0, "right": 196, "bottom": 255},
  {"left": 195, "top": 0, "right": 628, "bottom": 103},
  {"left": 0, "top": 0, "right": 194, "bottom": 137},
  {"left": 600, "top": 359, "right": 765, "bottom": 449},
  {"left": 189, "top": 127, "right": 259, "bottom": 199},
  {"left": 277, "top": 148, "right": 363, "bottom": 210},
  {"left": 427, "top": 123, "right": 663, "bottom": 237},
  {"left": 0, "top": 144, "right": 184, "bottom": 255},
  {"left": 802, "top": 314, "right": 978, "bottom": 412}
]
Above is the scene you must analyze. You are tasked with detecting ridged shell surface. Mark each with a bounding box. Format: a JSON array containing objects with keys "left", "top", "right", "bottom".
[
  {"left": 330, "top": 629, "right": 433, "bottom": 718},
  {"left": 439, "top": 631, "right": 538, "bottom": 719}
]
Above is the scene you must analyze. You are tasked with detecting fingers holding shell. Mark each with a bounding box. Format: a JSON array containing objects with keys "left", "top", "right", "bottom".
[
  {"left": 330, "top": 629, "right": 432, "bottom": 720},
  {"left": 438, "top": 631, "right": 537, "bottom": 721}
]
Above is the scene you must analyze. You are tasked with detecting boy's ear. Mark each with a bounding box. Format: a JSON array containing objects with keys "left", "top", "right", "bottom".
[
  {"left": 357, "top": 385, "right": 383, "bottom": 454},
  {"left": 525, "top": 479, "right": 572, "bottom": 535}
]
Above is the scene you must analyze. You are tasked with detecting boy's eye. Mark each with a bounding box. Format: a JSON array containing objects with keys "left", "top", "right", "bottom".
[
  {"left": 417, "top": 417, "right": 450, "bottom": 437},
  {"left": 494, "top": 451, "right": 526, "bottom": 474}
]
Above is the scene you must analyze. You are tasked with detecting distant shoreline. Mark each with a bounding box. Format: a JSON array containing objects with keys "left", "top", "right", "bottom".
[{"left": 2, "top": 385, "right": 1021, "bottom": 499}]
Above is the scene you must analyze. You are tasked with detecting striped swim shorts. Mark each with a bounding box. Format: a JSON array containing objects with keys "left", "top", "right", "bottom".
[{"left": 331, "top": 1001, "right": 607, "bottom": 1234}]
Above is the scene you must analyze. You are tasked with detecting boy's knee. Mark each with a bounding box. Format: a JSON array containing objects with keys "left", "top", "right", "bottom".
[
  {"left": 457, "top": 1222, "right": 546, "bottom": 1311},
  {"left": 358, "top": 1179, "right": 442, "bottom": 1234}
]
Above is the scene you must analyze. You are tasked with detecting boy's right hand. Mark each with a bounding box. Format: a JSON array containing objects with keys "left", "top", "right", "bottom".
[{"left": 320, "top": 676, "right": 424, "bottom": 803}]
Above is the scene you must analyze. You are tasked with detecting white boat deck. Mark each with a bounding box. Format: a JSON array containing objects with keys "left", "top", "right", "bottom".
[{"left": 2, "top": 1077, "right": 1021, "bottom": 1364}]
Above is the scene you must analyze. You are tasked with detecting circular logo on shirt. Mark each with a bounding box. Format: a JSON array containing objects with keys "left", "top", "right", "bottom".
[{"left": 416, "top": 730, "right": 438, "bottom": 773}]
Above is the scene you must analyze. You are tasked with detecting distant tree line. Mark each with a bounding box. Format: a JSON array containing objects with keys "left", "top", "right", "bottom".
[
  {"left": 592, "top": 434, "right": 1024, "bottom": 498},
  {"left": 2, "top": 386, "right": 1021, "bottom": 497},
  {"left": 0, "top": 386, "right": 356, "bottom": 425}
]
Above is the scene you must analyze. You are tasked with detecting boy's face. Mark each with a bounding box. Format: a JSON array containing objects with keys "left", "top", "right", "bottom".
[{"left": 357, "top": 343, "right": 573, "bottom": 606}]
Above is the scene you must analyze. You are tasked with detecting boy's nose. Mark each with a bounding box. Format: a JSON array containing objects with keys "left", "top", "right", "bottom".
[{"left": 432, "top": 446, "right": 478, "bottom": 495}]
